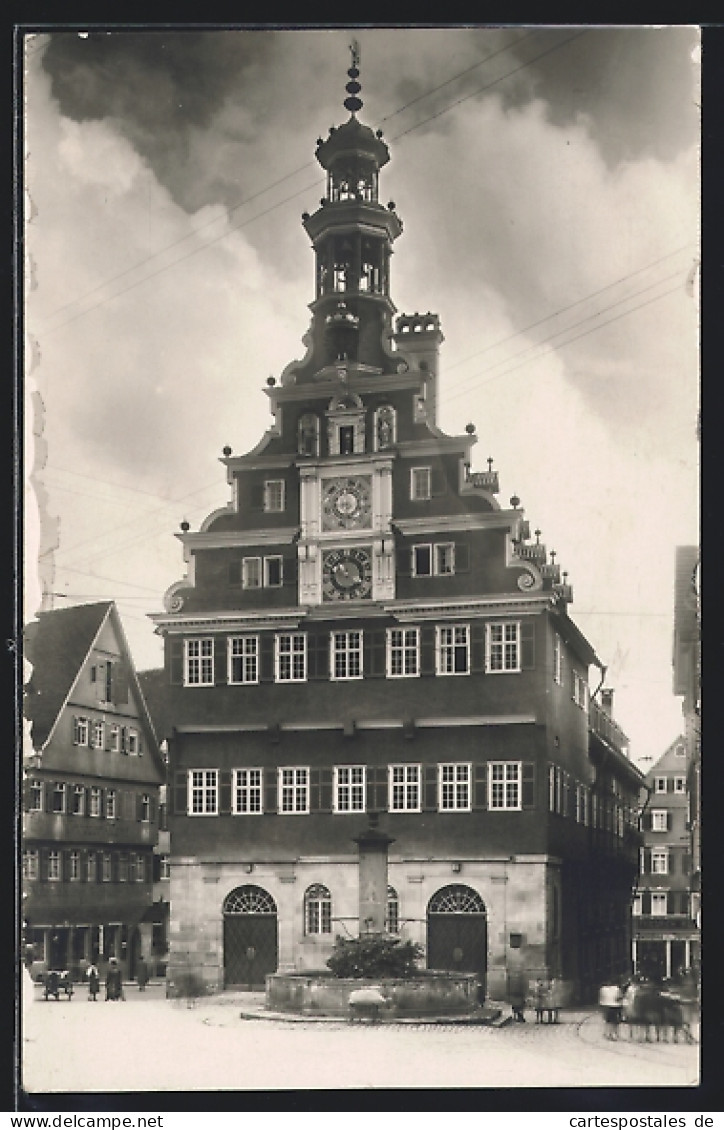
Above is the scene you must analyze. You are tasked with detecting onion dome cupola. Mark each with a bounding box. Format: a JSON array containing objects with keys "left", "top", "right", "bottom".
[{"left": 301, "top": 45, "right": 403, "bottom": 372}]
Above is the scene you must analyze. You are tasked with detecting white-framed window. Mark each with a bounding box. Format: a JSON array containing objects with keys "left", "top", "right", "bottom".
[
  {"left": 115, "top": 853, "right": 126, "bottom": 883},
  {"left": 654, "top": 776, "right": 667, "bottom": 793},
  {"left": 128, "top": 728, "right": 140, "bottom": 756},
  {"left": 571, "top": 670, "right": 589, "bottom": 709},
  {"left": 279, "top": 767, "right": 309, "bottom": 814},
  {"left": 128, "top": 854, "right": 137, "bottom": 883},
  {"left": 275, "top": 633, "right": 307, "bottom": 682},
  {"left": 233, "top": 768, "right": 263, "bottom": 814},
  {"left": 264, "top": 479, "right": 286, "bottom": 512},
  {"left": 23, "top": 849, "right": 39, "bottom": 880},
  {"left": 387, "top": 627, "right": 420, "bottom": 678},
  {"left": 650, "top": 893, "right": 668, "bottom": 917},
  {"left": 675, "top": 741, "right": 686, "bottom": 757},
  {"left": 137, "top": 852, "right": 147, "bottom": 882},
  {"left": 242, "top": 557, "right": 262, "bottom": 589},
  {"left": 486, "top": 621, "right": 521, "bottom": 673},
  {"left": 435, "top": 543, "right": 455, "bottom": 576},
  {"left": 51, "top": 782, "right": 66, "bottom": 814},
  {"left": 184, "top": 638, "right": 214, "bottom": 686},
  {"left": 264, "top": 556, "right": 284, "bottom": 587},
  {"left": 651, "top": 849, "right": 669, "bottom": 875},
  {"left": 386, "top": 886, "right": 400, "bottom": 934},
  {"left": 334, "top": 765, "right": 366, "bottom": 813},
  {"left": 412, "top": 544, "right": 432, "bottom": 577},
  {"left": 86, "top": 851, "right": 96, "bottom": 882},
  {"left": 411, "top": 542, "right": 455, "bottom": 577},
  {"left": 674, "top": 776, "right": 686, "bottom": 793},
  {"left": 73, "top": 716, "right": 89, "bottom": 746},
  {"left": 28, "top": 779, "right": 43, "bottom": 812},
  {"left": 140, "top": 794, "right": 151, "bottom": 822},
  {"left": 331, "top": 631, "right": 363, "bottom": 681},
  {"left": 439, "top": 763, "right": 471, "bottom": 811},
  {"left": 305, "top": 884, "right": 332, "bottom": 935},
  {"left": 228, "top": 635, "right": 259, "bottom": 685},
  {"left": 553, "top": 635, "right": 562, "bottom": 685},
  {"left": 489, "top": 762, "right": 522, "bottom": 810},
  {"left": 389, "top": 764, "right": 421, "bottom": 812},
  {"left": 109, "top": 725, "right": 121, "bottom": 753},
  {"left": 47, "top": 849, "right": 61, "bottom": 881},
  {"left": 160, "top": 854, "right": 171, "bottom": 880},
  {"left": 102, "top": 852, "right": 112, "bottom": 882},
  {"left": 576, "top": 784, "right": 589, "bottom": 826},
  {"left": 71, "top": 785, "right": 85, "bottom": 816},
  {"left": 436, "top": 624, "right": 470, "bottom": 675},
  {"left": 410, "top": 466, "right": 431, "bottom": 501},
  {"left": 632, "top": 892, "right": 642, "bottom": 916},
  {"left": 89, "top": 787, "right": 102, "bottom": 817},
  {"left": 188, "top": 770, "right": 218, "bottom": 815},
  {"left": 105, "top": 789, "right": 117, "bottom": 819},
  {"left": 92, "top": 720, "right": 105, "bottom": 749},
  {"left": 651, "top": 809, "right": 668, "bottom": 832}
]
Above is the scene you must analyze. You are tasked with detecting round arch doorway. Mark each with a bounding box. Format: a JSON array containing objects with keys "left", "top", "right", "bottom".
[
  {"left": 223, "top": 885, "right": 278, "bottom": 990},
  {"left": 427, "top": 884, "right": 487, "bottom": 1000}
]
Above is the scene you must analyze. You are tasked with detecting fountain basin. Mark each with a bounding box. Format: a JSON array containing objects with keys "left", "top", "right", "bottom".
[{"left": 266, "top": 970, "right": 480, "bottom": 1018}]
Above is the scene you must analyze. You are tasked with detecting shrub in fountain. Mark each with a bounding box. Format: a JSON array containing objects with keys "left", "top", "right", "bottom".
[{"left": 326, "top": 934, "right": 424, "bottom": 980}]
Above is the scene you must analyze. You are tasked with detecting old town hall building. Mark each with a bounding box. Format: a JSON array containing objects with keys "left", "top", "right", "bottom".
[{"left": 152, "top": 62, "right": 643, "bottom": 1004}]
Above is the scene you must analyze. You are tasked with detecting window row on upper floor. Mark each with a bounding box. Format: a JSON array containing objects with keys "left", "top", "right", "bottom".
[
  {"left": 25, "top": 779, "right": 157, "bottom": 823},
  {"left": 174, "top": 621, "right": 545, "bottom": 685},
  {"left": 548, "top": 763, "right": 636, "bottom": 838},
  {"left": 178, "top": 761, "right": 536, "bottom": 816},
  {"left": 632, "top": 890, "right": 692, "bottom": 917},
  {"left": 653, "top": 774, "right": 687, "bottom": 794},
  {"left": 71, "top": 717, "right": 143, "bottom": 755},
  {"left": 639, "top": 846, "right": 692, "bottom": 877},
  {"left": 22, "top": 846, "right": 153, "bottom": 885},
  {"left": 247, "top": 465, "right": 453, "bottom": 511}
]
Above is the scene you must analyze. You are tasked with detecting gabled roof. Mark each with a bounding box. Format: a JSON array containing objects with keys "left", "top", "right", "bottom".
[
  {"left": 24, "top": 602, "right": 113, "bottom": 747},
  {"left": 23, "top": 602, "right": 161, "bottom": 775}
]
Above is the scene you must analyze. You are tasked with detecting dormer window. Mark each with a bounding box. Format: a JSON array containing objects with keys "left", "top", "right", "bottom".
[
  {"left": 298, "top": 414, "right": 319, "bottom": 457},
  {"left": 327, "top": 393, "right": 366, "bottom": 456}
]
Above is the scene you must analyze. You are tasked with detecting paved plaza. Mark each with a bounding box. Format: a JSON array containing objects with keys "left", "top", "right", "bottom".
[{"left": 21, "top": 982, "right": 700, "bottom": 1096}]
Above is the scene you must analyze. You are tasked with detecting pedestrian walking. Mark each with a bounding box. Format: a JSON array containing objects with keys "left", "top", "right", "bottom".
[
  {"left": 508, "top": 971, "right": 527, "bottom": 1023},
  {"left": 87, "top": 961, "right": 100, "bottom": 1001},
  {"left": 545, "top": 977, "right": 560, "bottom": 1023},
  {"left": 105, "top": 957, "right": 124, "bottom": 1001},
  {"left": 598, "top": 980, "right": 623, "bottom": 1039},
  {"left": 533, "top": 978, "right": 548, "bottom": 1023},
  {"left": 136, "top": 954, "right": 149, "bottom": 992}
]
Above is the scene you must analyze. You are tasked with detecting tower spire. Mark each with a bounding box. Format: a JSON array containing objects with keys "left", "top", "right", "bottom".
[{"left": 344, "top": 40, "right": 363, "bottom": 115}]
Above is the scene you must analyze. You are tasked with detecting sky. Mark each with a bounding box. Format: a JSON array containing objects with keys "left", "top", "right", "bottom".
[{"left": 23, "top": 26, "right": 700, "bottom": 766}]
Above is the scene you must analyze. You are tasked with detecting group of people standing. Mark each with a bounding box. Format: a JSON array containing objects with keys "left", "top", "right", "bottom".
[{"left": 78, "top": 955, "right": 150, "bottom": 1001}]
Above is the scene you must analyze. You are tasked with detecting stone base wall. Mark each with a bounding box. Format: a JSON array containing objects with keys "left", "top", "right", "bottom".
[
  {"left": 168, "top": 854, "right": 567, "bottom": 1001},
  {"left": 267, "top": 972, "right": 479, "bottom": 1016}
]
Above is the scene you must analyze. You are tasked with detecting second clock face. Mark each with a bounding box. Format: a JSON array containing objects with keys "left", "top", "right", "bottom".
[
  {"left": 322, "top": 548, "right": 373, "bottom": 601},
  {"left": 322, "top": 476, "right": 372, "bottom": 530}
]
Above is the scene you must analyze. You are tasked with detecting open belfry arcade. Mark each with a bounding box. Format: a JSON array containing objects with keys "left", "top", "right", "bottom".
[{"left": 151, "top": 49, "right": 643, "bottom": 1005}]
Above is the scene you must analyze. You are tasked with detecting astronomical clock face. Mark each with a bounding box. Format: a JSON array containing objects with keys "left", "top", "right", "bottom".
[
  {"left": 322, "top": 547, "right": 373, "bottom": 601},
  {"left": 321, "top": 476, "right": 372, "bottom": 530}
]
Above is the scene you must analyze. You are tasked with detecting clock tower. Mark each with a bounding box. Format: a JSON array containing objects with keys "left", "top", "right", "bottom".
[{"left": 153, "top": 50, "right": 641, "bottom": 1008}]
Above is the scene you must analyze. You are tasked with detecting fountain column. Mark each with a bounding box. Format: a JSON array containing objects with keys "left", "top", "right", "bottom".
[{"left": 353, "top": 814, "right": 395, "bottom": 934}]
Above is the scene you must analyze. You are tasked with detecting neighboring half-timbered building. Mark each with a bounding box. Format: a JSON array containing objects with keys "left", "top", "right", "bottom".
[{"left": 22, "top": 601, "right": 165, "bottom": 981}]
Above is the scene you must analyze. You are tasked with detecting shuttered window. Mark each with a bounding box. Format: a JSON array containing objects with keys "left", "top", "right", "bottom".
[
  {"left": 436, "top": 625, "right": 469, "bottom": 675},
  {"left": 387, "top": 628, "right": 420, "bottom": 677},
  {"left": 486, "top": 622, "right": 521, "bottom": 673},
  {"left": 389, "top": 764, "right": 421, "bottom": 812},
  {"left": 233, "top": 768, "right": 263, "bottom": 814},
  {"left": 439, "top": 763, "right": 471, "bottom": 811},
  {"left": 334, "top": 766, "right": 366, "bottom": 813},
  {"left": 489, "top": 762, "right": 521, "bottom": 810}
]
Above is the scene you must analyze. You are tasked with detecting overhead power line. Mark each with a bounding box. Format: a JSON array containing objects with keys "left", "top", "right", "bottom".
[{"left": 37, "top": 29, "right": 588, "bottom": 339}]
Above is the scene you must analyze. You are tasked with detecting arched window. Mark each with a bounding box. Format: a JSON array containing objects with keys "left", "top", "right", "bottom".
[
  {"left": 428, "top": 885, "right": 486, "bottom": 915},
  {"left": 304, "top": 884, "right": 332, "bottom": 935},
  {"left": 297, "top": 413, "right": 319, "bottom": 457},
  {"left": 223, "top": 885, "right": 277, "bottom": 916},
  {"left": 374, "top": 405, "right": 396, "bottom": 451},
  {"left": 386, "top": 885, "right": 400, "bottom": 934}
]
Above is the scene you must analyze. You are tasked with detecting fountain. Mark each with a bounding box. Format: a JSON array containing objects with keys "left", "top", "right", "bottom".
[{"left": 266, "top": 816, "right": 482, "bottom": 1019}]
